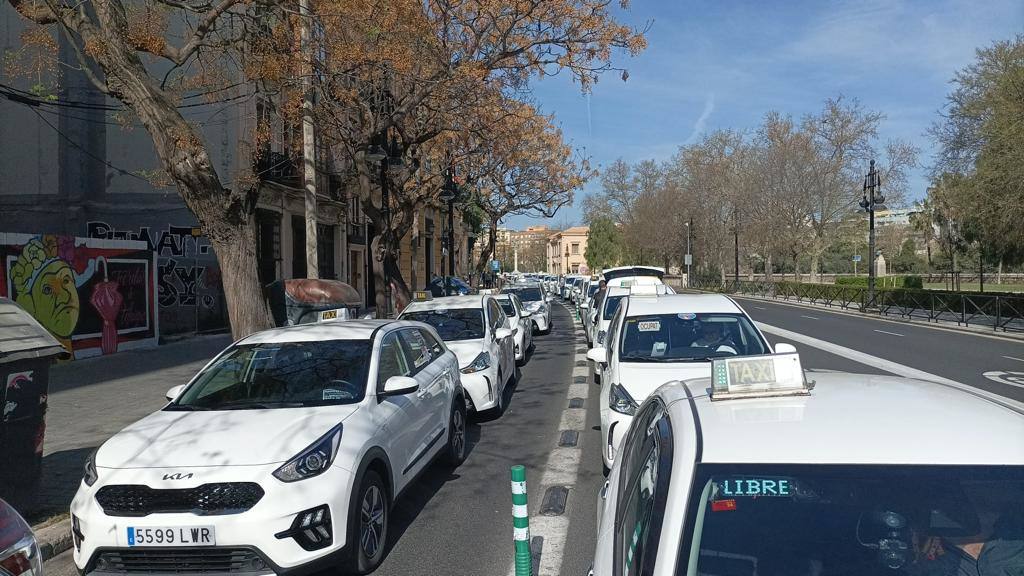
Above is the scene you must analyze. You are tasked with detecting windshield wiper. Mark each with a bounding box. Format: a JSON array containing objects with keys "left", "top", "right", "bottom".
[
  {"left": 164, "top": 404, "right": 213, "bottom": 411},
  {"left": 219, "top": 401, "right": 306, "bottom": 410},
  {"left": 620, "top": 355, "right": 712, "bottom": 363}
]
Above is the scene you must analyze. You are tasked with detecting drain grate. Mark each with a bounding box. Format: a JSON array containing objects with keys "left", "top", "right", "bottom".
[
  {"left": 558, "top": 430, "right": 579, "bottom": 447},
  {"left": 540, "top": 486, "right": 569, "bottom": 516}
]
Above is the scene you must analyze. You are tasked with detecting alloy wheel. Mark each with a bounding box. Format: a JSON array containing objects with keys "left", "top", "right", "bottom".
[{"left": 360, "top": 485, "right": 385, "bottom": 558}]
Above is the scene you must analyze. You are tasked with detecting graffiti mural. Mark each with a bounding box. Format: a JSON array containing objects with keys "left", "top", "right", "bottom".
[
  {"left": 86, "top": 221, "right": 227, "bottom": 335},
  {"left": 0, "top": 233, "right": 158, "bottom": 358}
]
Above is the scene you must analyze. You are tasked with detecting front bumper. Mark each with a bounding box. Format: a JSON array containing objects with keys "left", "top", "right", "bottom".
[
  {"left": 531, "top": 313, "right": 550, "bottom": 332},
  {"left": 71, "top": 463, "right": 356, "bottom": 575},
  {"left": 460, "top": 369, "right": 498, "bottom": 411}
]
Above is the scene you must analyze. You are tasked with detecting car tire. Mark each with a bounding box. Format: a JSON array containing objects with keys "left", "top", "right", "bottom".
[
  {"left": 444, "top": 399, "right": 468, "bottom": 467},
  {"left": 346, "top": 470, "right": 388, "bottom": 574}
]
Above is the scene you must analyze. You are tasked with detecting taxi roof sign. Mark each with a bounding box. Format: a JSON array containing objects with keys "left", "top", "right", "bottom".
[
  {"left": 710, "top": 353, "right": 810, "bottom": 401},
  {"left": 413, "top": 291, "right": 433, "bottom": 302}
]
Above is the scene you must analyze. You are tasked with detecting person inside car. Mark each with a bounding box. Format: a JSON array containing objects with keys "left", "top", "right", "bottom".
[{"left": 690, "top": 320, "right": 737, "bottom": 353}]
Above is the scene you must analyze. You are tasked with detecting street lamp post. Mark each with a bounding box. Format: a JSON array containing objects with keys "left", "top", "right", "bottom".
[
  {"left": 366, "top": 134, "right": 401, "bottom": 316},
  {"left": 684, "top": 218, "right": 693, "bottom": 286},
  {"left": 733, "top": 207, "right": 740, "bottom": 286},
  {"left": 441, "top": 162, "right": 458, "bottom": 295},
  {"left": 859, "top": 159, "right": 884, "bottom": 308}
]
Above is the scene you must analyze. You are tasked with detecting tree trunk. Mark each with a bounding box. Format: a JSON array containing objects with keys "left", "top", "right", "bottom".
[
  {"left": 209, "top": 226, "right": 273, "bottom": 339},
  {"left": 998, "top": 256, "right": 1003, "bottom": 285},
  {"left": 765, "top": 252, "right": 773, "bottom": 281},
  {"left": 370, "top": 234, "right": 388, "bottom": 316}
]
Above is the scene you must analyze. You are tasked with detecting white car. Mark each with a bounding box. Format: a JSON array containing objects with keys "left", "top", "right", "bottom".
[
  {"left": 591, "top": 352, "right": 1024, "bottom": 576},
  {"left": 398, "top": 294, "right": 516, "bottom": 414},
  {"left": 600, "top": 265, "right": 666, "bottom": 288},
  {"left": 588, "top": 285, "right": 630, "bottom": 355},
  {"left": 502, "top": 284, "right": 552, "bottom": 335},
  {"left": 71, "top": 319, "right": 467, "bottom": 576},
  {"left": 588, "top": 292, "right": 771, "bottom": 473},
  {"left": 495, "top": 293, "right": 534, "bottom": 365}
]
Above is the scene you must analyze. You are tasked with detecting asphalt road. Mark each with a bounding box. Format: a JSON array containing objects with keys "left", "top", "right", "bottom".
[
  {"left": 736, "top": 296, "right": 1024, "bottom": 401},
  {"left": 44, "top": 304, "right": 602, "bottom": 576}
]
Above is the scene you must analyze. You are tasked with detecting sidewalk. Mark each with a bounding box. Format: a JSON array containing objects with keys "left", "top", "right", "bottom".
[{"left": 32, "top": 334, "right": 232, "bottom": 560}]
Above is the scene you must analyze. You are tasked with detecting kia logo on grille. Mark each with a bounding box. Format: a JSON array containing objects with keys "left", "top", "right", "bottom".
[{"left": 162, "top": 472, "right": 194, "bottom": 481}]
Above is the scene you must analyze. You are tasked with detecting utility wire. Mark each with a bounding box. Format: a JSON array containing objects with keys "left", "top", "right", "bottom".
[{"left": 25, "top": 106, "right": 152, "bottom": 182}]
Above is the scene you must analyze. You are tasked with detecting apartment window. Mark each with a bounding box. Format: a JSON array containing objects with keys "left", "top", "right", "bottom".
[
  {"left": 255, "top": 209, "right": 281, "bottom": 286},
  {"left": 318, "top": 224, "right": 336, "bottom": 279},
  {"left": 572, "top": 243, "right": 580, "bottom": 255}
]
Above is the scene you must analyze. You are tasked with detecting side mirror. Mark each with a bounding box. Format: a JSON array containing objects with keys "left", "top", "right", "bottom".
[
  {"left": 587, "top": 347, "right": 608, "bottom": 365},
  {"left": 495, "top": 327, "right": 513, "bottom": 340},
  {"left": 774, "top": 342, "right": 798, "bottom": 354},
  {"left": 382, "top": 375, "right": 419, "bottom": 396},
  {"left": 581, "top": 303, "right": 590, "bottom": 309},
  {"left": 545, "top": 295, "right": 552, "bottom": 302},
  {"left": 520, "top": 310, "right": 531, "bottom": 318},
  {"left": 165, "top": 384, "right": 185, "bottom": 402}
]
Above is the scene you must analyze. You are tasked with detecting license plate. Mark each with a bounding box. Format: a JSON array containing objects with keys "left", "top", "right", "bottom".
[{"left": 127, "top": 526, "right": 216, "bottom": 547}]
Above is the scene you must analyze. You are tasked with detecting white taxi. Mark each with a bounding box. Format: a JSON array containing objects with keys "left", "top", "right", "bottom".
[
  {"left": 591, "top": 352, "right": 1024, "bottom": 576},
  {"left": 501, "top": 284, "right": 552, "bottom": 335},
  {"left": 588, "top": 292, "right": 771, "bottom": 473},
  {"left": 495, "top": 292, "right": 534, "bottom": 365},
  {"left": 71, "top": 320, "right": 466, "bottom": 576},
  {"left": 398, "top": 293, "right": 516, "bottom": 414}
]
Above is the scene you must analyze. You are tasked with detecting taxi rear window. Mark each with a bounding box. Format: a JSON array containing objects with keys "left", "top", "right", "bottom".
[{"left": 677, "top": 464, "right": 1024, "bottom": 576}]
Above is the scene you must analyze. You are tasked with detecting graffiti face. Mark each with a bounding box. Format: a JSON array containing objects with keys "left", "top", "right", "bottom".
[{"left": 30, "top": 259, "right": 80, "bottom": 338}]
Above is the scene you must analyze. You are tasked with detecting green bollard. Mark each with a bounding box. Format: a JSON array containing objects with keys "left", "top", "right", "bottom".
[{"left": 510, "top": 465, "right": 532, "bottom": 576}]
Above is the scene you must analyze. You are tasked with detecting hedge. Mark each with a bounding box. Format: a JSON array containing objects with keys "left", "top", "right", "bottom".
[{"left": 835, "top": 275, "right": 923, "bottom": 289}]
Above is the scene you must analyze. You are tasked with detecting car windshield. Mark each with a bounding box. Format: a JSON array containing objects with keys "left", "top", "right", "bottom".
[
  {"left": 678, "top": 464, "right": 1024, "bottom": 576},
  {"left": 603, "top": 295, "right": 625, "bottom": 320},
  {"left": 399, "top": 308, "right": 485, "bottom": 341},
  {"left": 170, "top": 340, "right": 372, "bottom": 410},
  {"left": 618, "top": 313, "right": 766, "bottom": 362},
  {"left": 504, "top": 287, "right": 543, "bottom": 302}
]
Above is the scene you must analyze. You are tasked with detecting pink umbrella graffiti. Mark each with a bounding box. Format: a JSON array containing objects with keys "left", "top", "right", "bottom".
[{"left": 89, "top": 257, "right": 123, "bottom": 355}]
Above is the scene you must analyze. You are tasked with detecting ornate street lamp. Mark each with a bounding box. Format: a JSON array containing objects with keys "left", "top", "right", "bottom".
[
  {"left": 440, "top": 162, "right": 458, "bottom": 295},
  {"left": 859, "top": 159, "right": 885, "bottom": 308}
]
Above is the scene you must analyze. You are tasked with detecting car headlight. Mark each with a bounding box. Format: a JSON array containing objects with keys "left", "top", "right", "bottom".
[
  {"left": 273, "top": 425, "right": 343, "bottom": 482},
  {"left": 461, "top": 352, "right": 491, "bottom": 374},
  {"left": 83, "top": 449, "right": 98, "bottom": 487},
  {"left": 609, "top": 384, "right": 638, "bottom": 415}
]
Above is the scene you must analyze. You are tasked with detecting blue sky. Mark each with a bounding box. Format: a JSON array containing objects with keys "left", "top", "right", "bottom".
[{"left": 506, "top": 0, "right": 1024, "bottom": 229}]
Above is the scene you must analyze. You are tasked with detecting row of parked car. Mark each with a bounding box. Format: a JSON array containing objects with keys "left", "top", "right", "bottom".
[
  {"left": 548, "top": 267, "right": 1024, "bottom": 576},
  {"left": 64, "top": 279, "right": 557, "bottom": 576}
]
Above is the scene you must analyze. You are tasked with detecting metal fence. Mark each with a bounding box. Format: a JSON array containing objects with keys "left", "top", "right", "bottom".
[{"left": 688, "top": 279, "right": 1024, "bottom": 333}]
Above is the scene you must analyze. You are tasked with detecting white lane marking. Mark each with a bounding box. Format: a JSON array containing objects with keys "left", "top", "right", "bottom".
[
  {"left": 983, "top": 371, "right": 1024, "bottom": 389},
  {"left": 800, "top": 315, "right": 820, "bottom": 320},
  {"left": 757, "top": 322, "right": 1024, "bottom": 411},
  {"left": 873, "top": 329, "right": 905, "bottom": 337},
  {"left": 753, "top": 306, "right": 767, "bottom": 310},
  {"left": 757, "top": 322, "right": 958, "bottom": 385},
  {"left": 508, "top": 306, "right": 590, "bottom": 576},
  {"left": 1003, "top": 356, "right": 1024, "bottom": 363}
]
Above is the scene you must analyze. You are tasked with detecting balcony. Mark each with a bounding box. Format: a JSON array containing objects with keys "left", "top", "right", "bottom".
[{"left": 253, "top": 149, "right": 300, "bottom": 189}]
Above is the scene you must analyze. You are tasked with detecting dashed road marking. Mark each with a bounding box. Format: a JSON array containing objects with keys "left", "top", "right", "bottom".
[
  {"left": 873, "top": 329, "right": 905, "bottom": 337},
  {"left": 1003, "top": 356, "right": 1024, "bottom": 363},
  {"left": 800, "top": 315, "right": 820, "bottom": 320},
  {"left": 508, "top": 302, "right": 591, "bottom": 576},
  {"left": 757, "top": 321, "right": 1024, "bottom": 410}
]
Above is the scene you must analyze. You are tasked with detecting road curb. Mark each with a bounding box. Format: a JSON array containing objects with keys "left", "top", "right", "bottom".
[
  {"left": 35, "top": 518, "right": 73, "bottom": 563},
  {"left": 724, "top": 292, "right": 1024, "bottom": 342}
]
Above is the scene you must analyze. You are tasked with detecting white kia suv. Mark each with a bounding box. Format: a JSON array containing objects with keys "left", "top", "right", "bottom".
[{"left": 70, "top": 319, "right": 466, "bottom": 576}]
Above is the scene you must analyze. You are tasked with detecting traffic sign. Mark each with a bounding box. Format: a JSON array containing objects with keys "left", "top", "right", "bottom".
[{"left": 852, "top": 255, "right": 862, "bottom": 262}]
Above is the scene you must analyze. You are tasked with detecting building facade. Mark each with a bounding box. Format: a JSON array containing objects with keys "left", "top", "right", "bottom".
[
  {"left": 0, "top": 5, "right": 473, "bottom": 350},
  {"left": 546, "top": 226, "right": 589, "bottom": 275}
]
